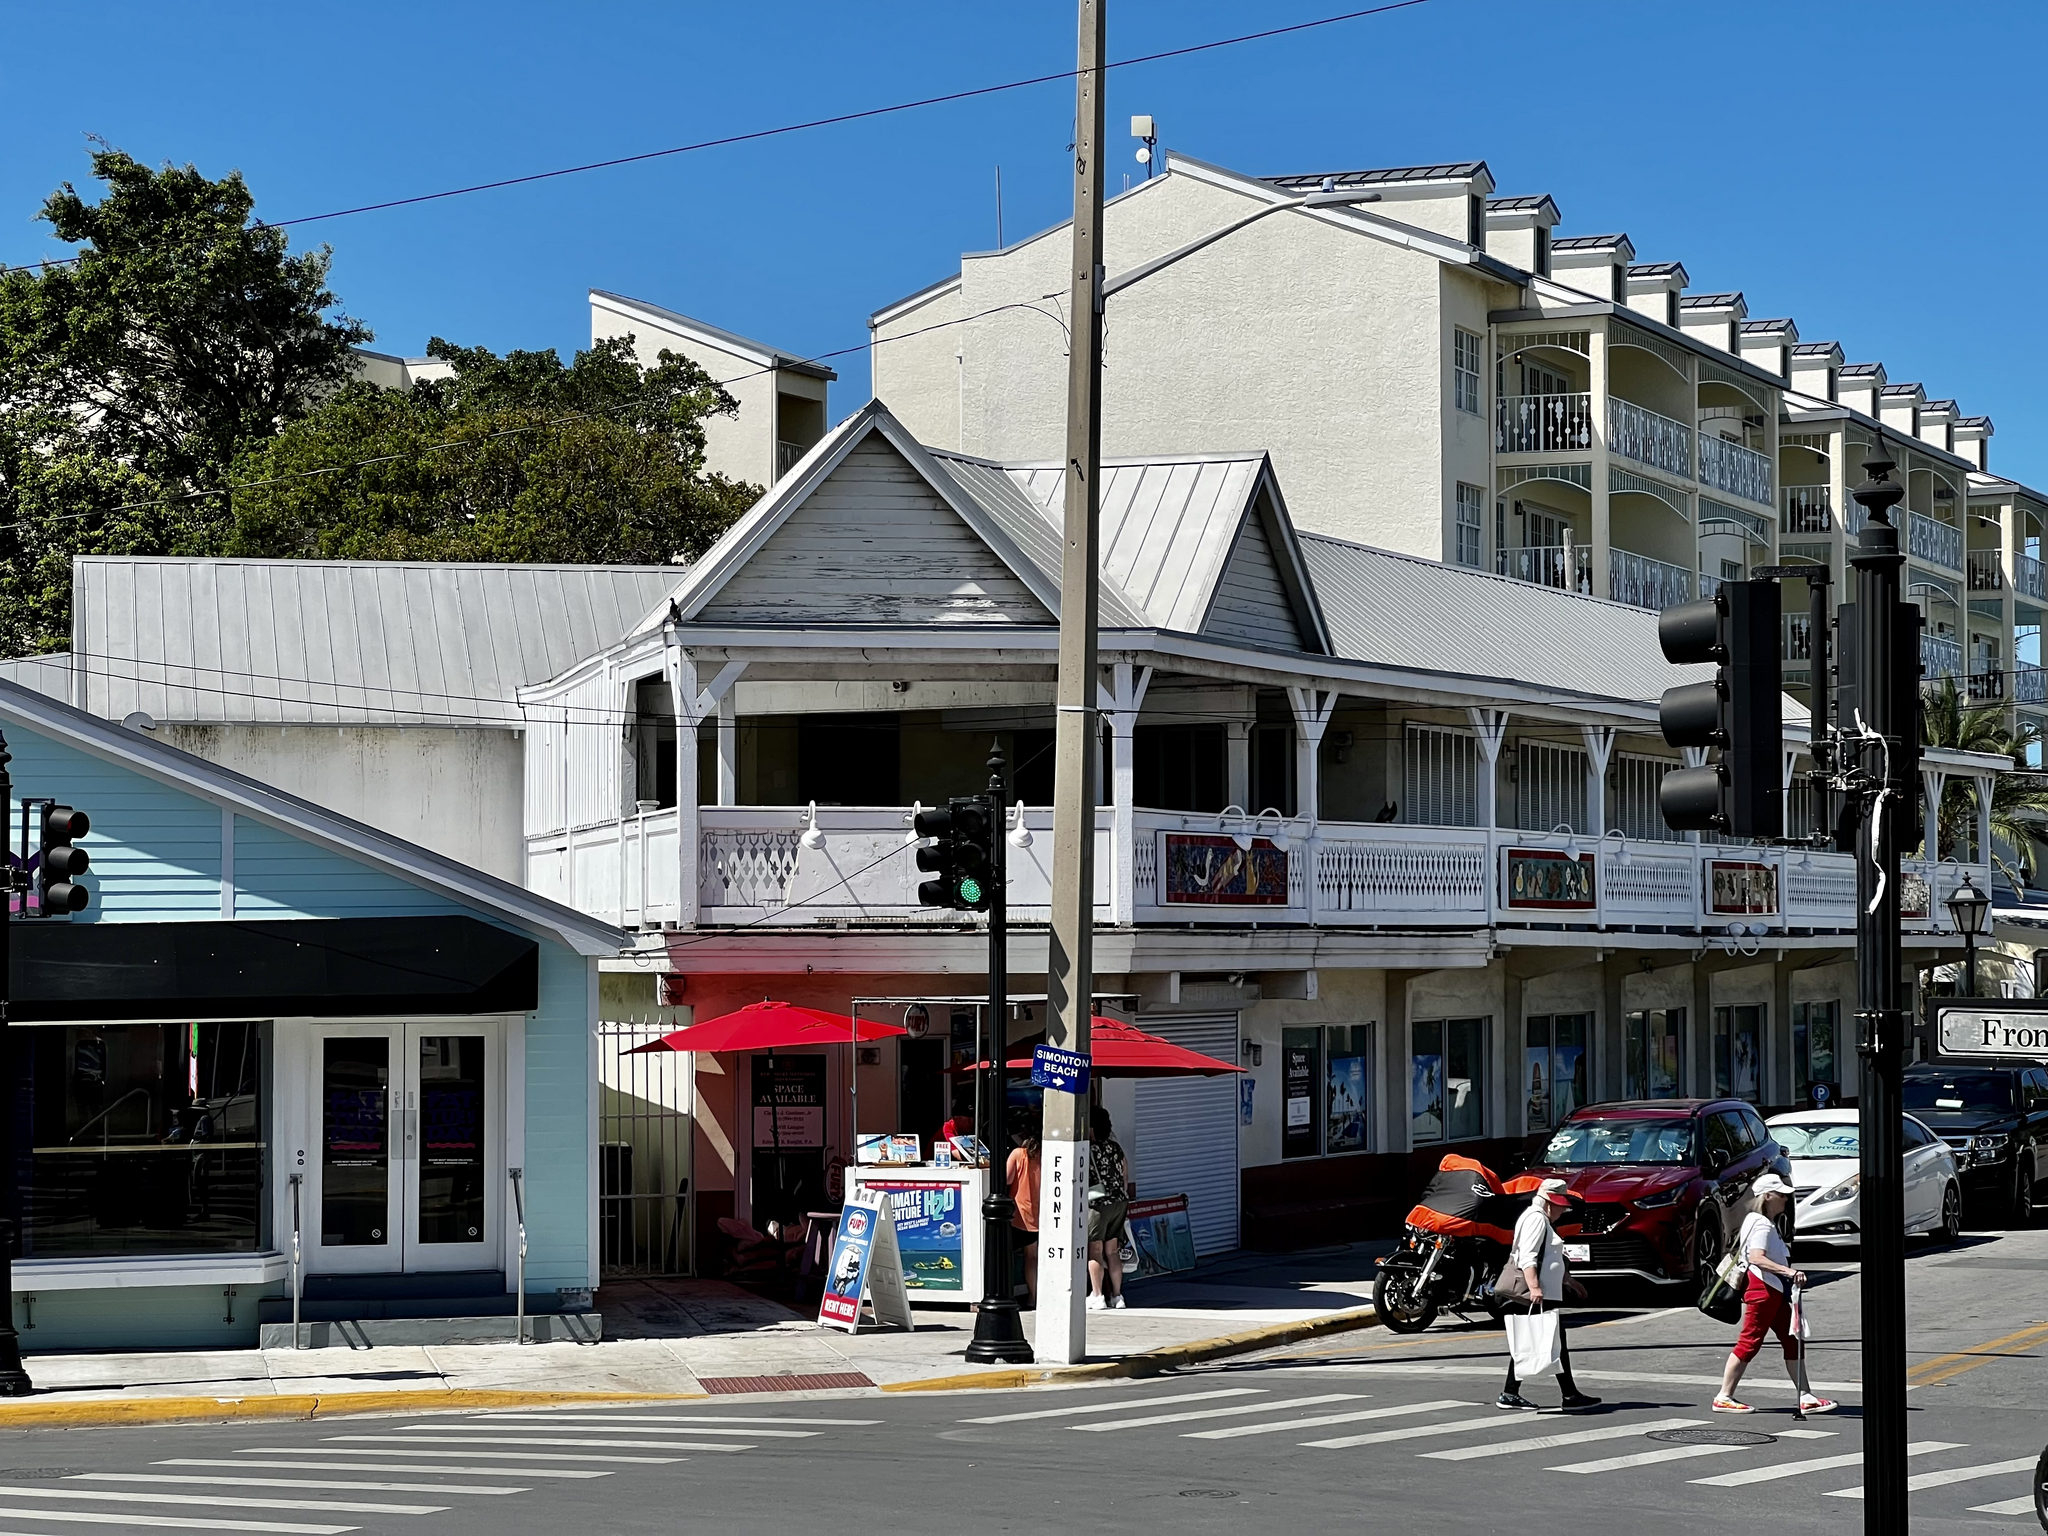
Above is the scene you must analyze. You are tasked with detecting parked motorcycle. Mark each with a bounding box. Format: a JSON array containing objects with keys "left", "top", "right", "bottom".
[{"left": 1372, "top": 1154, "right": 1535, "bottom": 1333}]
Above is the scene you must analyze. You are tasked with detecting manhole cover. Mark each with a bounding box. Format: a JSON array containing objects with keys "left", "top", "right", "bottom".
[
  {"left": 1178, "top": 1490, "right": 1239, "bottom": 1499},
  {"left": 1647, "top": 1429, "right": 1777, "bottom": 1448},
  {"left": 0, "top": 1470, "right": 87, "bottom": 1480}
]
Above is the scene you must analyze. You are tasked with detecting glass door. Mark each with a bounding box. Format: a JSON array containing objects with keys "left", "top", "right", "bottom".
[{"left": 308, "top": 1023, "right": 500, "bottom": 1274}]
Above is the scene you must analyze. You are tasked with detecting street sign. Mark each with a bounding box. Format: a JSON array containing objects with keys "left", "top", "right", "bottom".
[
  {"left": 1934, "top": 1002, "right": 2048, "bottom": 1059},
  {"left": 1031, "top": 1043, "right": 1091, "bottom": 1094}
]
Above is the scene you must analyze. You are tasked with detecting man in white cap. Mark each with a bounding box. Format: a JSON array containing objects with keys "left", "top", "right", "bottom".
[
  {"left": 1497, "top": 1176, "right": 1600, "bottom": 1411},
  {"left": 1714, "top": 1172, "right": 1834, "bottom": 1413}
]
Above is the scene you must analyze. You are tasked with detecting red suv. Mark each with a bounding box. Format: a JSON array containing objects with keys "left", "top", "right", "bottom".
[{"left": 1525, "top": 1099, "right": 1792, "bottom": 1291}]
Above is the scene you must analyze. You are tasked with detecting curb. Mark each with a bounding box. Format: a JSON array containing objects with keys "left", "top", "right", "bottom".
[
  {"left": 880, "top": 1303, "right": 1382, "bottom": 1394},
  {"left": 0, "top": 1388, "right": 707, "bottom": 1431}
]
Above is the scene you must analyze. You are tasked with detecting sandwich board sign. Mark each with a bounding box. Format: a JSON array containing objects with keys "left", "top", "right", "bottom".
[{"left": 818, "top": 1194, "right": 914, "bottom": 1333}]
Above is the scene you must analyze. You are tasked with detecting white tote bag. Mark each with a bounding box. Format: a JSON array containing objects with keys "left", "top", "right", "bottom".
[{"left": 1505, "top": 1309, "right": 1563, "bottom": 1380}]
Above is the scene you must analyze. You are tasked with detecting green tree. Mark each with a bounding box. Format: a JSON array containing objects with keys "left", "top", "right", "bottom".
[
  {"left": 1920, "top": 675, "right": 2048, "bottom": 886},
  {"left": 225, "top": 335, "right": 759, "bottom": 565}
]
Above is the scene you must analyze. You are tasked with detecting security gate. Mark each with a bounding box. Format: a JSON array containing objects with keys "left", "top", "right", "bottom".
[{"left": 598, "top": 1018, "right": 695, "bottom": 1277}]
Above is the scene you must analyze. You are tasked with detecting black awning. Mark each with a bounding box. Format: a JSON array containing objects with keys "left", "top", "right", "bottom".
[{"left": 8, "top": 915, "right": 539, "bottom": 1022}]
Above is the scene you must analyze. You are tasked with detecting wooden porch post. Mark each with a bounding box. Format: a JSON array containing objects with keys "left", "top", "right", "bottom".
[
  {"left": 1580, "top": 725, "right": 1615, "bottom": 838},
  {"left": 1467, "top": 708, "right": 1510, "bottom": 830},
  {"left": 1100, "top": 662, "right": 1151, "bottom": 924},
  {"left": 664, "top": 650, "right": 701, "bottom": 928}
]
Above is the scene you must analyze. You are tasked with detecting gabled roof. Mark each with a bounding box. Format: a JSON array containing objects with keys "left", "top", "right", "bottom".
[
  {"left": 0, "top": 679, "right": 628, "bottom": 957},
  {"left": 1679, "top": 292, "right": 1744, "bottom": 310},
  {"left": 1740, "top": 318, "right": 1797, "bottom": 336},
  {"left": 1792, "top": 340, "right": 1844, "bottom": 360},
  {"left": 1628, "top": 261, "right": 1687, "bottom": 279},
  {"left": 1267, "top": 162, "right": 1491, "bottom": 188},
  {"left": 1551, "top": 234, "right": 1631, "bottom": 252},
  {"left": 1486, "top": 194, "right": 1559, "bottom": 216},
  {"left": 589, "top": 289, "right": 836, "bottom": 381},
  {"left": 72, "top": 559, "right": 684, "bottom": 727}
]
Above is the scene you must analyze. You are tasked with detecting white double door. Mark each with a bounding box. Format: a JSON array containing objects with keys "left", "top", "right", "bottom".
[{"left": 296, "top": 1021, "right": 505, "bottom": 1275}]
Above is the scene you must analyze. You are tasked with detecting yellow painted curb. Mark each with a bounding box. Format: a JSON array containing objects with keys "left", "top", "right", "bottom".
[
  {"left": 881, "top": 1303, "right": 1382, "bottom": 1394},
  {"left": 0, "top": 1388, "right": 707, "bottom": 1431}
]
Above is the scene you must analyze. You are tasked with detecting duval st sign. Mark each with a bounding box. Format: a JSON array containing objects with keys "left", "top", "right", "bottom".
[{"left": 1934, "top": 1000, "right": 2048, "bottom": 1058}]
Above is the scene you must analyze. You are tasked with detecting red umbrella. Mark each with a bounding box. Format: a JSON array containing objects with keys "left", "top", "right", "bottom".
[
  {"left": 626, "top": 999, "right": 906, "bottom": 1053},
  {"left": 957, "top": 1015, "right": 1245, "bottom": 1078}
]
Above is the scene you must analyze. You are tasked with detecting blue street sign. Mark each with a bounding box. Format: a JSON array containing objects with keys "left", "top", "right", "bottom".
[{"left": 1031, "top": 1043, "right": 1091, "bottom": 1094}]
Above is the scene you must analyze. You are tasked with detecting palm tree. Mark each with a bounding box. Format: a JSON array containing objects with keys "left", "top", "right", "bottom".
[{"left": 1919, "top": 676, "right": 2048, "bottom": 889}]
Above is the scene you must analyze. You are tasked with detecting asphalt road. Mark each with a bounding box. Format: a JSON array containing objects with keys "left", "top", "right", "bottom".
[{"left": 5, "top": 1225, "right": 2043, "bottom": 1536}]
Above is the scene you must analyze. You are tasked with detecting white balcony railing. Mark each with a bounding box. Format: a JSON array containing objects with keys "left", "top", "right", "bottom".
[
  {"left": 1967, "top": 550, "right": 2004, "bottom": 592},
  {"left": 1606, "top": 398, "right": 1692, "bottom": 478},
  {"left": 1498, "top": 544, "right": 1592, "bottom": 592},
  {"left": 1922, "top": 633, "right": 1963, "bottom": 680},
  {"left": 1698, "top": 435, "right": 1773, "bottom": 507},
  {"left": 1608, "top": 549, "right": 1693, "bottom": 611},
  {"left": 2015, "top": 551, "right": 2047, "bottom": 600},
  {"left": 1909, "top": 512, "right": 1963, "bottom": 570},
  {"left": 1497, "top": 393, "right": 1593, "bottom": 454},
  {"left": 1783, "top": 484, "right": 1831, "bottom": 533},
  {"left": 2018, "top": 660, "right": 2047, "bottom": 705},
  {"left": 1968, "top": 667, "right": 2006, "bottom": 703}
]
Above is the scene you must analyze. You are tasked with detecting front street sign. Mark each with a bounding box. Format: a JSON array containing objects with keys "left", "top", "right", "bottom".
[{"left": 1934, "top": 1000, "right": 2048, "bottom": 1058}]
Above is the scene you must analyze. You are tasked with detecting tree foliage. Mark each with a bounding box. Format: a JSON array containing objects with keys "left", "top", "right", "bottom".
[
  {"left": 225, "top": 336, "right": 758, "bottom": 564},
  {"left": 1920, "top": 674, "right": 2048, "bottom": 886}
]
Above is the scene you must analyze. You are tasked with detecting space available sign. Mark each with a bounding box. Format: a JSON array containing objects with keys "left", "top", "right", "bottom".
[
  {"left": 817, "top": 1194, "right": 914, "bottom": 1331},
  {"left": 1936, "top": 1002, "right": 2048, "bottom": 1058}
]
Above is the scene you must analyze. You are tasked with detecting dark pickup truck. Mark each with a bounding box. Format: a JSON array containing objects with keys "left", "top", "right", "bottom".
[{"left": 1903, "top": 1060, "right": 2048, "bottom": 1224}]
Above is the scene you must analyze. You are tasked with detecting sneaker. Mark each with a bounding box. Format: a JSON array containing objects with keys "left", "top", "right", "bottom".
[
  {"left": 1798, "top": 1394, "right": 1837, "bottom": 1414},
  {"left": 1495, "top": 1392, "right": 1537, "bottom": 1410},
  {"left": 1712, "top": 1395, "right": 1755, "bottom": 1414},
  {"left": 1110, "top": 1295, "right": 1128, "bottom": 1309},
  {"left": 1086, "top": 1295, "right": 1108, "bottom": 1312},
  {"left": 1559, "top": 1392, "right": 1602, "bottom": 1412}
]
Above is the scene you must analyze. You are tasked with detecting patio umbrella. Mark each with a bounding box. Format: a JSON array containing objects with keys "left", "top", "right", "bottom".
[
  {"left": 624, "top": 999, "right": 906, "bottom": 1054},
  {"left": 957, "top": 1016, "right": 1245, "bottom": 1078}
]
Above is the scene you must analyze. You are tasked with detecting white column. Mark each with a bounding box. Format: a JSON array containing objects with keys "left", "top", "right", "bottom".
[
  {"left": 1922, "top": 767, "right": 1948, "bottom": 858},
  {"left": 665, "top": 651, "right": 702, "bottom": 928},
  {"left": 1467, "top": 708, "right": 1510, "bottom": 830},
  {"left": 1286, "top": 685, "right": 1337, "bottom": 825},
  {"left": 1580, "top": 725, "right": 1616, "bottom": 838},
  {"left": 1100, "top": 663, "right": 1151, "bottom": 924},
  {"left": 1226, "top": 720, "right": 1250, "bottom": 809},
  {"left": 717, "top": 689, "right": 739, "bottom": 807}
]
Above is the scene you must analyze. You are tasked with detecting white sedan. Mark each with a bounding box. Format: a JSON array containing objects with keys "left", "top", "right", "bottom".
[{"left": 1765, "top": 1109, "right": 1963, "bottom": 1248}]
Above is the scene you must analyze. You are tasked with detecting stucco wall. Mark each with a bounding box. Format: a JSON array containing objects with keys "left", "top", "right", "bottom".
[{"left": 592, "top": 305, "right": 775, "bottom": 490}]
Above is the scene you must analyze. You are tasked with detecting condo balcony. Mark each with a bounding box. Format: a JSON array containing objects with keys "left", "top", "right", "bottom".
[
  {"left": 2017, "top": 660, "right": 2047, "bottom": 706},
  {"left": 2015, "top": 551, "right": 2047, "bottom": 601},
  {"left": 1967, "top": 550, "right": 2004, "bottom": 592},
  {"left": 1607, "top": 398, "right": 1692, "bottom": 479},
  {"left": 1783, "top": 485, "right": 1831, "bottom": 534},
  {"left": 1698, "top": 435, "right": 1773, "bottom": 507},
  {"left": 1922, "top": 632, "right": 1963, "bottom": 681},
  {"left": 1498, "top": 544, "right": 1592, "bottom": 592},
  {"left": 1909, "top": 513, "right": 1963, "bottom": 571},
  {"left": 1497, "top": 392, "right": 1592, "bottom": 454},
  {"left": 1607, "top": 548, "right": 1693, "bottom": 611}
]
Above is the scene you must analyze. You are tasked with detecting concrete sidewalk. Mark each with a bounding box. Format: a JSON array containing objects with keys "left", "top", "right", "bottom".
[{"left": 0, "top": 1242, "right": 1385, "bottom": 1424}]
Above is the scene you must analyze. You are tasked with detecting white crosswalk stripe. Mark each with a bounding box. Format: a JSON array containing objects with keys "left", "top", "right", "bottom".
[
  {"left": 468, "top": 1415, "right": 879, "bottom": 1426},
  {"left": 0, "top": 1509, "right": 354, "bottom": 1534},
  {"left": 1968, "top": 1496, "right": 2038, "bottom": 1516},
  {"left": 1072, "top": 1394, "right": 1365, "bottom": 1432},
  {"left": 960, "top": 1389, "right": 1264, "bottom": 1424},
  {"left": 1827, "top": 1456, "right": 2037, "bottom": 1498},
  {"left": 1550, "top": 1444, "right": 1753, "bottom": 1475},
  {"left": 1413, "top": 1417, "right": 1706, "bottom": 1460},
  {"left": 191, "top": 1458, "right": 610, "bottom": 1478},
  {"left": 393, "top": 1424, "right": 811, "bottom": 1440},
  {"left": 0, "top": 1485, "right": 441, "bottom": 1515},
  {"left": 86, "top": 1475, "right": 524, "bottom": 1497},
  {"left": 1690, "top": 1441, "right": 1962, "bottom": 1488},
  {"left": 1188, "top": 1400, "right": 1476, "bottom": 1441},
  {"left": 326, "top": 1435, "right": 747, "bottom": 1452},
  {"left": 1304, "top": 1413, "right": 1534, "bottom": 1451},
  {"left": 237, "top": 1448, "right": 667, "bottom": 1466}
]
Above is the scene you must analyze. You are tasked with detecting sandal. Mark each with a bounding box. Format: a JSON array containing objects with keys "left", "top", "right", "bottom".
[
  {"left": 1712, "top": 1395, "right": 1755, "bottom": 1413},
  {"left": 1798, "top": 1394, "right": 1837, "bottom": 1414}
]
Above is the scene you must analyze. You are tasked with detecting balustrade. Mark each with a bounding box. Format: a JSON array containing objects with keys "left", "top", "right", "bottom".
[
  {"left": 1909, "top": 512, "right": 1963, "bottom": 570},
  {"left": 1607, "top": 548, "right": 1692, "bottom": 611},
  {"left": 1607, "top": 397, "right": 1693, "bottom": 478},
  {"left": 1783, "top": 485, "right": 1832, "bottom": 533},
  {"left": 1497, "top": 392, "right": 1593, "bottom": 454},
  {"left": 1698, "top": 435, "right": 1773, "bottom": 506},
  {"left": 1967, "top": 549, "right": 2004, "bottom": 591},
  {"left": 1498, "top": 544, "right": 1592, "bottom": 592},
  {"left": 2018, "top": 660, "right": 2047, "bottom": 705},
  {"left": 1921, "top": 632, "right": 1963, "bottom": 680},
  {"left": 2014, "top": 550, "right": 2046, "bottom": 600}
]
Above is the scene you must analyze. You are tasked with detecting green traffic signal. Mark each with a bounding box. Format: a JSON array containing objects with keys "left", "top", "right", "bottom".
[{"left": 958, "top": 875, "right": 984, "bottom": 906}]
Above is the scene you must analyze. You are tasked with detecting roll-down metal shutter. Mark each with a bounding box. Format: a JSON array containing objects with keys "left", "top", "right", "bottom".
[{"left": 1132, "top": 1012, "right": 1240, "bottom": 1256}]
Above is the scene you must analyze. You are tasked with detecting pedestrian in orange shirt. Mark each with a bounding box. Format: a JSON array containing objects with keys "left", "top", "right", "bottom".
[{"left": 1005, "top": 1117, "right": 1041, "bottom": 1307}]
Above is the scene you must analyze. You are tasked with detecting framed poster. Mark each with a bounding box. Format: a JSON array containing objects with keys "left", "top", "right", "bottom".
[
  {"left": 1163, "top": 833, "right": 1289, "bottom": 905},
  {"left": 752, "top": 1055, "right": 826, "bottom": 1148},
  {"left": 1504, "top": 850, "right": 1595, "bottom": 909},
  {"left": 1707, "top": 860, "right": 1778, "bottom": 916},
  {"left": 1325, "top": 1053, "right": 1367, "bottom": 1152},
  {"left": 1282, "top": 1042, "right": 1319, "bottom": 1158},
  {"left": 864, "top": 1180, "right": 966, "bottom": 1292}
]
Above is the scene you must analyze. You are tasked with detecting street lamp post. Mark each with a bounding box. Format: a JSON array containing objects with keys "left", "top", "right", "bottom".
[
  {"left": 0, "top": 733, "right": 35, "bottom": 1394},
  {"left": 1946, "top": 871, "right": 1990, "bottom": 997}
]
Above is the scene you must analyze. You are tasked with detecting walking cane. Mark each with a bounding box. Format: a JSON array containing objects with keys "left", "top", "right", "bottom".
[{"left": 1789, "top": 1282, "right": 1810, "bottom": 1421}]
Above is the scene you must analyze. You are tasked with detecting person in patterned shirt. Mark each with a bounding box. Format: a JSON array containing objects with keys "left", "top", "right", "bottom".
[{"left": 1087, "top": 1106, "right": 1136, "bottom": 1311}]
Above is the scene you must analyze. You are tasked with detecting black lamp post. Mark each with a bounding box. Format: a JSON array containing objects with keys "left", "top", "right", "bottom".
[{"left": 1945, "top": 872, "right": 1991, "bottom": 997}]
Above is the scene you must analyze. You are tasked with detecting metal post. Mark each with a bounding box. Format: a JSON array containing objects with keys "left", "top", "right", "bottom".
[
  {"left": 1848, "top": 457, "right": 1907, "bottom": 1532},
  {"left": 967, "top": 745, "right": 1031, "bottom": 1363},
  {"left": 510, "top": 1167, "right": 528, "bottom": 1345},
  {"left": 0, "top": 733, "right": 35, "bottom": 1394},
  {"left": 289, "top": 1173, "right": 303, "bottom": 1350},
  {"left": 1962, "top": 930, "right": 1979, "bottom": 998},
  {"left": 1037, "top": 0, "right": 1105, "bottom": 1369}
]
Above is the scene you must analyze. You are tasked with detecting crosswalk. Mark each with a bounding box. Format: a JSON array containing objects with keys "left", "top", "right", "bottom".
[
  {"left": 951, "top": 1384, "right": 2041, "bottom": 1521},
  {"left": 0, "top": 1405, "right": 881, "bottom": 1535}
]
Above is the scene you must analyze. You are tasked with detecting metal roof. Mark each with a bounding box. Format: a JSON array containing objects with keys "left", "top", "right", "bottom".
[
  {"left": 1296, "top": 533, "right": 1710, "bottom": 706},
  {"left": 589, "top": 289, "right": 837, "bottom": 381},
  {"left": 72, "top": 558, "right": 683, "bottom": 727},
  {"left": 1791, "top": 341, "right": 1842, "bottom": 356},
  {"left": 1628, "top": 261, "right": 1687, "bottom": 277},
  {"left": 1679, "top": 292, "right": 1743, "bottom": 309},
  {"left": 1485, "top": 194, "right": 1558, "bottom": 214},
  {"left": 1266, "top": 161, "right": 1490, "bottom": 187},
  {"left": 1552, "top": 234, "right": 1630, "bottom": 251},
  {"left": 1840, "top": 362, "right": 1885, "bottom": 376},
  {"left": 1740, "top": 318, "right": 1796, "bottom": 334}
]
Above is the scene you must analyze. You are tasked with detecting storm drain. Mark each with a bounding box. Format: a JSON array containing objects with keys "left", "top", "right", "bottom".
[{"left": 1646, "top": 1428, "right": 1777, "bottom": 1447}]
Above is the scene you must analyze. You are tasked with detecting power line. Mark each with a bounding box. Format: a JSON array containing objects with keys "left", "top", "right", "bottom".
[{"left": 0, "top": 1, "right": 1431, "bottom": 275}]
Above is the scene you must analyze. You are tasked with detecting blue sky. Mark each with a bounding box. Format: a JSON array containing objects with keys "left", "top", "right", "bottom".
[{"left": 6, "top": 0, "right": 2045, "bottom": 483}]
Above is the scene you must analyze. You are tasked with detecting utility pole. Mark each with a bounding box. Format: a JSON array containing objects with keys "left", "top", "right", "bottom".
[
  {"left": 1038, "top": 0, "right": 1106, "bottom": 1366},
  {"left": 966, "top": 745, "right": 1030, "bottom": 1363},
  {"left": 1848, "top": 457, "right": 1908, "bottom": 1531},
  {"left": 0, "top": 733, "right": 36, "bottom": 1394}
]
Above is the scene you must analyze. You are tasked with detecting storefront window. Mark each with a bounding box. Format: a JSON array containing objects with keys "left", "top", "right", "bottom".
[
  {"left": 1412, "top": 1018, "right": 1486, "bottom": 1143},
  {"left": 1525, "top": 1014, "right": 1590, "bottom": 1130},
  {"left": 1281, "top": 1028, "right": 1321, "bottom": 1158},
  {"left": 1282, "top": 1025, "right": 1372, "bottom": 1158},
  {"left": 1793, "top": 1001, "right": 1840, "bottom": 1106},
  {"left": 22, "top": 1022, "right": 266, "bottom": 1258},
  {"left": 1713, "top": 1005, "right": 1763, "bottom": 1103},
  {"left": 1624, "top": 1008, "right": 1684, "bottom": 1100}
]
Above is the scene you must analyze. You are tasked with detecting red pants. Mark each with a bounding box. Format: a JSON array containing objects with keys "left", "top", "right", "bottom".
[{"left": 1732, "top": 1276, "right": 1802, "bottom": 1364}]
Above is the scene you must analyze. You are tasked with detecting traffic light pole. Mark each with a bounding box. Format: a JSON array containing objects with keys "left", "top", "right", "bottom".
[
  {"left": 1038, "top": 0, "right": 1105, "bottom": 1366},
  {"left": 967, "top": 748, "right": 1030, "bottom": 1364},
  {"left": 0, "top": 734, "right": 35, "bottom": 1394},
  {"left": 1847, "top": 458, "right": 1908, "bottom": 1532}
]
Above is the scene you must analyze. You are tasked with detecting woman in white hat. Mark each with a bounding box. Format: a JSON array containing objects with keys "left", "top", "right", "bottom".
[
  {"left": 1714, "top": 1172, "right": 1835, "bottom": 1414},
  {"left": 1497, "top": 1177, "right": 1601, "bottom": 1411}
]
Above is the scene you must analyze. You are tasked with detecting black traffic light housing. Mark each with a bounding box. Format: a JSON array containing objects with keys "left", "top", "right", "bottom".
[
  {"left": 914, "top": 796, "right": 994, "bottom": 912},
  {"left": 38, "top": 804, "right": 90, "bottom": 914},
  {"left": 1656, "top": 581, "right": 1783, "bottom": 838}
]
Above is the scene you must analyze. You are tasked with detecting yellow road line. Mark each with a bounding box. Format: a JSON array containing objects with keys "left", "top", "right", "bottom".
[{"left": 1906, "top": 1321, "right": 2048, "bottom": 1386}]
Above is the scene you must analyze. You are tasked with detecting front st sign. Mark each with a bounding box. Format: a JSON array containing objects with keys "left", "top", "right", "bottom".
[{"left": 1936, "top": 1002, "right": 2048, "bottom": 1059}]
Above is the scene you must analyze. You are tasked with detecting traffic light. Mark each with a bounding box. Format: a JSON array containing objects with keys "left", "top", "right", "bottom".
[
  {"left": 1656, "top": 581, "right": 1783, "bottom": 838},
  {"left": 38, "top": 804, "right": 91, "bottom": 914},
  {"left": 914, "top": 796, "right": 994, "bottom": 911}
]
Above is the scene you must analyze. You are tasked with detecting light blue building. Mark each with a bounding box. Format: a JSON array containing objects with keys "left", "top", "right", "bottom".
[{"left": 0, "top": 679, "right": 625, "bottom": 1351}]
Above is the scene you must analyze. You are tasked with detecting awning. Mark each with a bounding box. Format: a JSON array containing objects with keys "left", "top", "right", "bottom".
[{"left": 9, "top": 915, "right": 539, "bottom": 1022}]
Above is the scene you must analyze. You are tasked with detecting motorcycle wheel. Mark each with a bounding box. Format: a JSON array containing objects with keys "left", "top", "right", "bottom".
[{"left": 1373, "top": 1257, "right": 1439, "bottom": 1333}]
